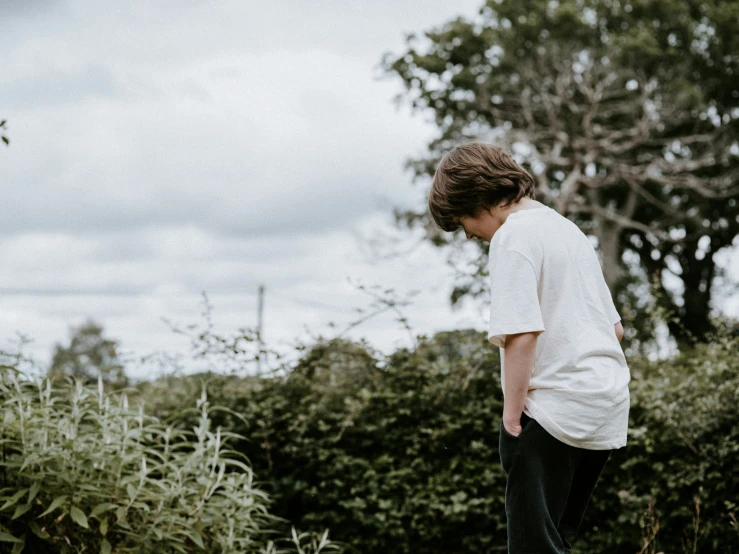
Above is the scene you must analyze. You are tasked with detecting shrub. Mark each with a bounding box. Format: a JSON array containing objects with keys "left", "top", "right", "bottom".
[
  {"left": 578, "top": 316, "right": 739, "bottom": 554},
  {"left": 140, "top": 321, "right": 739, "bottom": 553},
  {"left": 0, "top": 366, "right": 341, "bottom": 553},
  {"left": 141, "top": 331, "right": 510, "bottom": 553}
]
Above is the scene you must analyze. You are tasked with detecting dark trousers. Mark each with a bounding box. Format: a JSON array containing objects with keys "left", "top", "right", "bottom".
[{"left": 498, "top": 412, "right": 612, "bottom": 553}]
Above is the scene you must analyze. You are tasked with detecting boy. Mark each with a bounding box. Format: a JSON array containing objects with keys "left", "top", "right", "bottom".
[{"left": 428, "top": 142, "right": 630, "bottom": 553}]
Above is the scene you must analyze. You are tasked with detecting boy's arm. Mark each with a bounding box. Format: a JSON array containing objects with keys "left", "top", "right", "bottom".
[
  {"left": 504, "top": 324, "right": 622, "bottom": 435},
  {"left": 615, "top": 321, "right": 624, "bottom": 343},
  {"left": 502, "top": 332, "right": 538, "bottom": 436},
  {"left": 487, "top": 247, "right": 544, "bottom": 436}
]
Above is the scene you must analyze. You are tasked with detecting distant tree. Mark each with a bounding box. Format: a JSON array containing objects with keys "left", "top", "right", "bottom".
[
  {"left": 48, "top": 318, "right": 128, "bottom": 388},
  {"left": 381, "top": 0, "right": 739, "bottom": 348}
]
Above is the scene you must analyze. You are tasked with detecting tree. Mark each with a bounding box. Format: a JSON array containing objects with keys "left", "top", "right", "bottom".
[
  {"left": 381, "top": 0, "right": 739, "bottom": 349},
  {"left": 48, "top": 318, "right": 128, "bottom": 388}
]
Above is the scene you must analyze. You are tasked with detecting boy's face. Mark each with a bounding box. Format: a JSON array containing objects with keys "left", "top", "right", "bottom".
[{"left": 459, "top": 207, "right": 502, "bottom": 243}]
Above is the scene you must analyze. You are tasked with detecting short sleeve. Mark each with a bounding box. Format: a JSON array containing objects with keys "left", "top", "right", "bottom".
[{"left": 488, "top": 247, "right": 545, "bottom": 349}]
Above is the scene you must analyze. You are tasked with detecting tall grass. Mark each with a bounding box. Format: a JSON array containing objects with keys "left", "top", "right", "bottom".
[{"left": 0, "top": 365, "right": 340, "bottom": 553}]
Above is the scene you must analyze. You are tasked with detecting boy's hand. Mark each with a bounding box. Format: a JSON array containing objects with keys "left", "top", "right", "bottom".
[{"left": 503, "top": 418, "right": 523, "bottom": 437}]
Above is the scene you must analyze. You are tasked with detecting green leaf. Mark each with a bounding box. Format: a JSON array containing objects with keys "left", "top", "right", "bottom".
[
  {"left": 90, "top": 503, "right": 115, "bottom": 519},
  {"left": 37, "top": 495, "right": 67, "bottom": 518},
  {"left": 126, "top": 483, "right": 137, "bottom": 501},
  {"left": 11, "top": 502, "right": 32, "bottom": 520},
  {"left": 99, "top": 516, "right": 109, "bottom": 537},
  {"left": 11, "top": 536, "right": 25, "bottom": 554},
  {"left": 28, "top": 482, "right": 41, "bottom": 504},
  {"left": 101, "top": 538, "right": 112, "bottom": 554},
  {"left": 70, "top": 506, "right": 89, "bottom": 529},
  {"left": 0, "top": 489, "right": 28, "bottom": 511},
  {"left": 185, "top": 529, "right": 204, "bottom": 548},
  {"left": 0, "top": 532, "right": 22, "bottom": 543},
  {"left": 1, "top": 137, "right": 8, "bottom": 146}
]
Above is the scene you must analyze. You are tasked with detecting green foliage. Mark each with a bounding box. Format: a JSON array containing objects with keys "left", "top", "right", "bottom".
[
  {"left": 0, "top": 367, "right": 341, "bottom": 553},
  {"left": 577, "top": 315, "right": 739, "bottom": 553},
  {"left": 141, "top": 330, "right": 508, "bottom": 553},
  {"left": 141, "top": 321, "right": 739, "bottom": 553}
]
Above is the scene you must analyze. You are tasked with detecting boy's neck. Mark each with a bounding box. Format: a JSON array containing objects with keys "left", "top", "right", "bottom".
[{"left": 501, "top": 198, "right": 546, "bottom": 217}]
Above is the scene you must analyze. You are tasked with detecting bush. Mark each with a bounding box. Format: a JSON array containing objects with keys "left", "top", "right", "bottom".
[
  {"left": 0, "top": 366, "right": 341, "bottom": 554},
  {"left": 139, "top": 321, "right": 739, "bottom": 553},
  {"left": 579, "top": 317, "right": 739, "bottom": 554},
  {"left": 141, "top": 330, "right": 510, "bottom": 553}
]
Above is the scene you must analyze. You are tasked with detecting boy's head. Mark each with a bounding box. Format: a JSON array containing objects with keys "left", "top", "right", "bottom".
[{"left": 428, "top": 141, "right": 536, "bottom": 233}]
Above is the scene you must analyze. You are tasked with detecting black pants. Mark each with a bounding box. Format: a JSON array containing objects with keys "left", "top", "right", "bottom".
[{"left": 498, "top": 412, "right": 612, "bottom": 553}]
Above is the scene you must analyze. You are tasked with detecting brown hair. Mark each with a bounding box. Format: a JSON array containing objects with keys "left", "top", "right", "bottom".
[{"left": 428, "top": 141, "right": 536, "bottom": 232}]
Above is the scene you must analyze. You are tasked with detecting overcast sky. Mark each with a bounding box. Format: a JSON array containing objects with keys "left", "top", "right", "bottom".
[{"left": 2, "top": 0, "right": 738, "bottom": 380}]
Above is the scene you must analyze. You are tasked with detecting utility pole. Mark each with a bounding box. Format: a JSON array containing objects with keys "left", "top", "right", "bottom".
[{"left": 256, "top": 284, "right": 264, "bottom": 373}]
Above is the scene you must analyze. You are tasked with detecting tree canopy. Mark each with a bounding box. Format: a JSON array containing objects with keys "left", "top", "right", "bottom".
[
  {"left": 48, "top": 319, "right": 128, "bottom": 389},
  {"left": 381, "top": 0, "right": 739, "bottom": 349}
]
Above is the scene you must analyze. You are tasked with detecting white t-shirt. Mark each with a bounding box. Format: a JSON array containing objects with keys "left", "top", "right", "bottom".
[{"left": 487, "top": 205, "right": 630, "bottom": 450}]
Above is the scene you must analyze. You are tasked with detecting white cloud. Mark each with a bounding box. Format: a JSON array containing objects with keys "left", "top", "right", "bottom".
[{"left": 3, "top": 47, "right": 437, "bottom": 237}]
